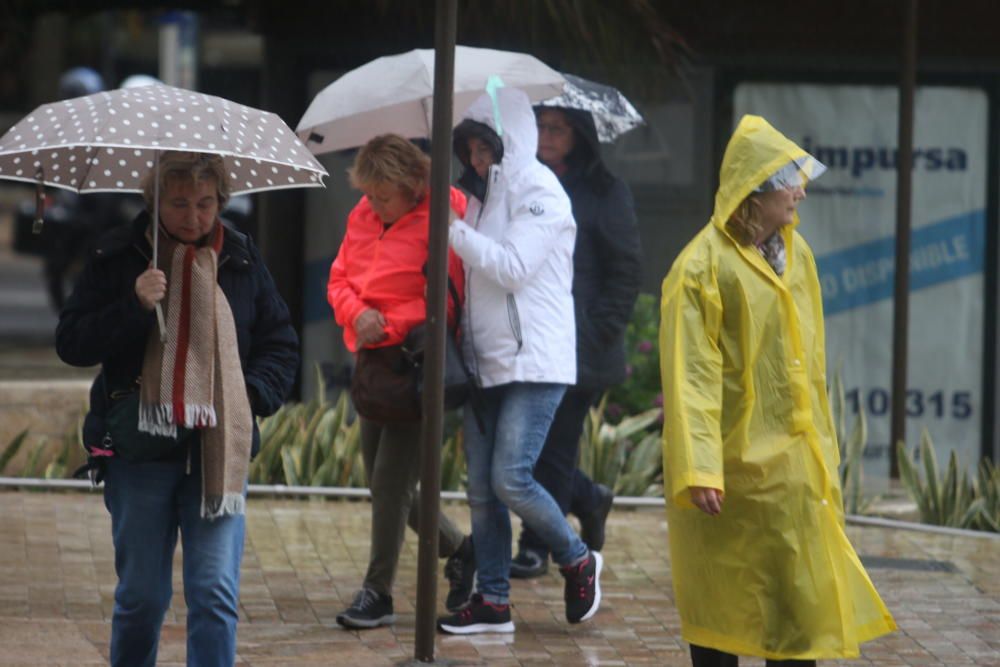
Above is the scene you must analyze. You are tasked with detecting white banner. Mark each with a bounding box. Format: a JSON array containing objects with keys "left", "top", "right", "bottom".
[{"left": 734, "top": 84, "right": 987, "bottom": 480}]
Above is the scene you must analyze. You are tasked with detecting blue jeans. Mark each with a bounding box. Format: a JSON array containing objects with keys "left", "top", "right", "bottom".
[
  {"left": 463, "top": 382, "right": 588, "bottom": 605},
  {"left": 103, "top": 444, "right": 246, "bottom": 667}
]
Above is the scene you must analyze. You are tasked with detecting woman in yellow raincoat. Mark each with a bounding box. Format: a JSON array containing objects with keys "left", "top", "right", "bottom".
[{"left": 659, "top": 115, "right": 896, "bottom": 666}]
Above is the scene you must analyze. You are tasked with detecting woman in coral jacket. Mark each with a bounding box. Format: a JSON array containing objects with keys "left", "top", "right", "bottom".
[{"left": 326, "top": 134, "right": 474, "bottom": 629}]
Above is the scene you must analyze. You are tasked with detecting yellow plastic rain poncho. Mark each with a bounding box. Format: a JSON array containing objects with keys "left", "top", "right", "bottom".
[{"left": 659, "top": 115, "right": 897, "bottom": 660}]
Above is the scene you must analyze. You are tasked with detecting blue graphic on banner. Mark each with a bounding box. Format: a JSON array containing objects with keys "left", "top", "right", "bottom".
[{"left": 815, "top": 209, "right": 985, "bottom": 316}]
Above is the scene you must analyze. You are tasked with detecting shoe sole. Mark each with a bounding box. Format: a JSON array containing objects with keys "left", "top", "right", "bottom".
[
  {"left": 571, "top": 551, "right": 603, "bottom": 624},
  {"left": 437, "top": 620, "right": 515, "bottom": 634},
  {"left": 336, "top": 613, "right": 396, "bottom": 629}
]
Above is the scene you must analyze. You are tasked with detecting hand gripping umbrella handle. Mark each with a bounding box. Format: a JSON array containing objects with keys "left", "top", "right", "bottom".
[{"left": 152, "top": 151, "right": 166, "bottom": 343}]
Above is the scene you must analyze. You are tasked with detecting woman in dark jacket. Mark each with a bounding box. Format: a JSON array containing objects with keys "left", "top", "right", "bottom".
[
  {"left": 510, "top": 106, "right": 642, "bottom": 578},
  {"left": 56, "top": 151, "right": 299, "bottom": 667}
]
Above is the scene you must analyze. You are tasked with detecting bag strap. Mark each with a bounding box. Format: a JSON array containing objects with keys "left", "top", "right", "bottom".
[{"left": 422, "top": 261, "right": 462, "bottom": 333}]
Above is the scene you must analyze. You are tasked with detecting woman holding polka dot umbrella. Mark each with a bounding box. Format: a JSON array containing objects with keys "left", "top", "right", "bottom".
[
  {"left": 0, "top": 83, "right": 327, "bottom": 337},
  {"left": 49, "top": 147, "right": 311, "bottom": 667}
]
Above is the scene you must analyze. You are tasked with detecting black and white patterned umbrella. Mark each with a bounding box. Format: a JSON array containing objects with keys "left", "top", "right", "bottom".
[
  {"left": 536, "top": 73, "right": 644, "bottom": 143},
  {"left": 0, "top": 83, "right": 327, "bottom": 194}
]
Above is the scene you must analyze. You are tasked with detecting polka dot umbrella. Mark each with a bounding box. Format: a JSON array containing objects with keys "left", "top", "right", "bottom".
[
  {"left": 0, "top": 83, "right": 328, "bottom": 339},
  {"left": 0, "top": 83, "right": 327, "bottom": 195}
]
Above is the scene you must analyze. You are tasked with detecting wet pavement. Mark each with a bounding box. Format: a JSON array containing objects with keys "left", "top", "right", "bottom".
[{"left": 0, "top": 490, "right": 997, "bottom": 666}]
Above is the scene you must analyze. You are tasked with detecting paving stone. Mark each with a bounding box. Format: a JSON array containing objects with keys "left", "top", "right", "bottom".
[{"left": 0, "top": 491, "right": 998, "bottom": 665}]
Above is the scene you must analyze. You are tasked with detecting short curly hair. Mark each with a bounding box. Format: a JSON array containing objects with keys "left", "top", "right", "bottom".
[
  {"left": 141, "top": 151, "right": 230, "bottom": 211},
  {"left": 348, "top": 134, "right": 430, "bottom": 201}
]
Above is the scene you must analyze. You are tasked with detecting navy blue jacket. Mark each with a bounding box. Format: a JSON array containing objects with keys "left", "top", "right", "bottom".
[
  {"left": 56, "top": 212, "right": 299, "bottom": 458},
  {"left": 555, "top": 108, "right": 642, "bottom": 390}
]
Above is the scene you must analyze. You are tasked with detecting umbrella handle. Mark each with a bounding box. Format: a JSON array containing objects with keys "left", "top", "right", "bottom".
[
  {"left": 155, "top": 304, "right": 167, "bottom": 343},
  {"left": 152, "top": 151, "right": 166, "bottom": 343}
]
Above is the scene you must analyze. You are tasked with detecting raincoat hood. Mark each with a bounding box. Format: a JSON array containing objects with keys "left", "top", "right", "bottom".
[
  {"left": 461, "top": 86, "right": 539, "bottom": 174},
  {"left": 711, "top": 115, "right": 823, "bottom": 235}
]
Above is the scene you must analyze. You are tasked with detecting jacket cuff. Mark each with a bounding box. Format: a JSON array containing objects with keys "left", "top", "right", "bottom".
[{"left": 670, "top": 471, "right": 725, "bottom": 510}]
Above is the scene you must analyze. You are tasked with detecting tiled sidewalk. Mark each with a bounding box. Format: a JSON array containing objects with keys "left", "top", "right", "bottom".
[{"left": 0, "top": 490, "right": 997, "bottom": 666}]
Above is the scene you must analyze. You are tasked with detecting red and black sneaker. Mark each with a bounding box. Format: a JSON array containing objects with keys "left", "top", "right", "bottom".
[
  {"left": 560, "top": 550, "right": 603, "bottom": 623},
  {"left": 437, "top": 593, "right": 515, "bottom": 634}
]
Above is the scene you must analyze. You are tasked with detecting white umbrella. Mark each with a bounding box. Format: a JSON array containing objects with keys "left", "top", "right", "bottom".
[{"left": 296, "top": 45, "right": 566, "bottom": 154}]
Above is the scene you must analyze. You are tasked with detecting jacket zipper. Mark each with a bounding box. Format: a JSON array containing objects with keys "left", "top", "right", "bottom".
[
  {"left": 506, "top": 293, "right": 523, "bottom": 353},
  {"left": 465, "top": 166, "right": 497, "bottom": 384}
]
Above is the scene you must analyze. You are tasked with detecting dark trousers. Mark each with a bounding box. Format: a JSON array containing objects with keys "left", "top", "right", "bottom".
[
  {"left": 517, "top": 386, "right": 602, "bottom": 557},
  {"left": 690, "top": 644, "right": 816, "bottom": 667},
  {"left": 359, "top": 418, "right": 465, "bottom": 597}
]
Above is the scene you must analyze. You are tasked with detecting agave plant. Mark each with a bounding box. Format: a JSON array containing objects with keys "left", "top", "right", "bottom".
[
  {"left": 0, "top": 429, "right": 29, "bottom": 475},
  {"left": 440, "top": 429, "right": 467, "bottom": 492},
  {"left": 828, "top": 363, "right": 872, "bottom": 514},
  {"left": 969, "top": 459, "right": 999, "bottom": 532},
  {"left": 896, "top": 429, "right": 982, "bottom": 530},
  {"left": 252, "top": 392, "right": 365, "bottom": 488},
  {"left": 578, "top": 394, "right": 662, "bottom": 496},
  {"left": 251, "top": 366, "right": 366, "bottom": 488},
  {"left": 0, "top": 406, "right": 87, "bottom": 480}
]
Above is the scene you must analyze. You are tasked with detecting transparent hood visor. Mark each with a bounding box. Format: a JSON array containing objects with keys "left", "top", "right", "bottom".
[{"left": 754, "top": 155, "right": 827, "bottom": 193}]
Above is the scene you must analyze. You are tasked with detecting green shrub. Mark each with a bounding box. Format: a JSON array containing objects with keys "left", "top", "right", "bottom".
[
  {"left": 896, "top": 430, "right": 997, "bottom": 532},
  {"left": 0, "top": 411, "right": 86, "bottom": 480},
  {"left": 578, "top": 394, "right": 662, "bottom": 496},
  {"left": 251, "top": 388, "right": 365, "bottom": 488},
  {"left": 605, "top": 293, "right": 661, "bottom": 422},
  {"left": 829, "top": 364, "right": 871, "bottom": 514}
]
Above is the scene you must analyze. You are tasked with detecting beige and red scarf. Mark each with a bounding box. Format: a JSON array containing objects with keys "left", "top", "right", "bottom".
[{"left": 138, "top": 221, "right": 253, "bottom": 519}]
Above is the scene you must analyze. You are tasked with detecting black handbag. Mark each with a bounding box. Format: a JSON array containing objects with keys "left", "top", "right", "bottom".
[
  {"left": 402, "top": 323, "right": 472, "bottom": 411},
  {"left": 104, "top": 381, "right": 197, "bottom": 462}
]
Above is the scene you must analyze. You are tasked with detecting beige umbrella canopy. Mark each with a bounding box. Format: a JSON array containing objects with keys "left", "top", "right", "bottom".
[{"left": 0, "top": 83, "right": 327, "bottom": 194}]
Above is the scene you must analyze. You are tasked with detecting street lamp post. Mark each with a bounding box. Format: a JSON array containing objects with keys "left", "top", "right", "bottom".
[{"left": 413, "top": 0, "right": 458, "bottom": 661}]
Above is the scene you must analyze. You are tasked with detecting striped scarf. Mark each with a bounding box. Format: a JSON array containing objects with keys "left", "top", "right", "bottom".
[{"left": 139, "top": 221, "right": 252, "bottom": 519}]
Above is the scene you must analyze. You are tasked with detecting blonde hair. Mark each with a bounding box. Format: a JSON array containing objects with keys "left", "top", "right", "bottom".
[
  {"left": 348, "top": 134, "right": 430, "bottom": 201},
  {"left": 725, "top": 195, "right": 764, "bottom": 245},
  {"left": 141, "top": 151, "right": 230, "bottom": 211}
]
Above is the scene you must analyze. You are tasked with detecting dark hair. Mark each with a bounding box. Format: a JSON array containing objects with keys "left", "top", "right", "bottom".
[{"left": 452, "top": 119, "right": 504, "bottom": 167}]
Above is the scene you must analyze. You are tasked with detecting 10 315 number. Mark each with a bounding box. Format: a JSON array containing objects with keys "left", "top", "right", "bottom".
[{"left": 844, "top": 388, "right": 973, "bottom": 420}]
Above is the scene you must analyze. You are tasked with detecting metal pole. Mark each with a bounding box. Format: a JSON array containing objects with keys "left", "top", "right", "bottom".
[
  {"left": 414, "top": 0, "right": 457, "bottom": 660},
  {"left": 890, "top": 0, "right": 918, "bottom": 479}
]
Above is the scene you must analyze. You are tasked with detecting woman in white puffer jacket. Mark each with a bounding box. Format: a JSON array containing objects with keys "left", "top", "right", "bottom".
[{"left": 437, "top": 85, "right": 603, "bottom": 636}]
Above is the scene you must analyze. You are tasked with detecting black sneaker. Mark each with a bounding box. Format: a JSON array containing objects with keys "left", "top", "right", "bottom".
[
  {"left": 336, "top": 587, "right": 396, "bottom": 629},
  {"left": 437, "top": 593, "right": 515, "bottom": 634},
  {"left": 560, "top": 551, "right": 603, "bottom": 623},
  {"left": 579, "top": 483, "right": 614, "bottom": 552},
  {"left": 444, "top": 536, "right": 476, "bottom": 612},
  {"left": 509, "top": 548, "right": 548, "bottom": 579}
]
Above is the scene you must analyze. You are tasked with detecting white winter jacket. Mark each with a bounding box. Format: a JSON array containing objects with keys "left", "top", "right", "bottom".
[{"left": 449, "top": 87, "right": 577, "bottom": 388}]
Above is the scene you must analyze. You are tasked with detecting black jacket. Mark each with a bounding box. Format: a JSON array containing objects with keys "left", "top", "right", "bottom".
[
  {"left": 555, "top": 108, "right": 642, "bottom": 390},
  {"left": 56, "top": 212, "right": 300, "bottom": 458}
]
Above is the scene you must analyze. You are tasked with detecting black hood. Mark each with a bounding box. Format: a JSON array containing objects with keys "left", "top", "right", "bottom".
[{"left": 453, "top": 119, "right": 504, "bottom": 202}]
